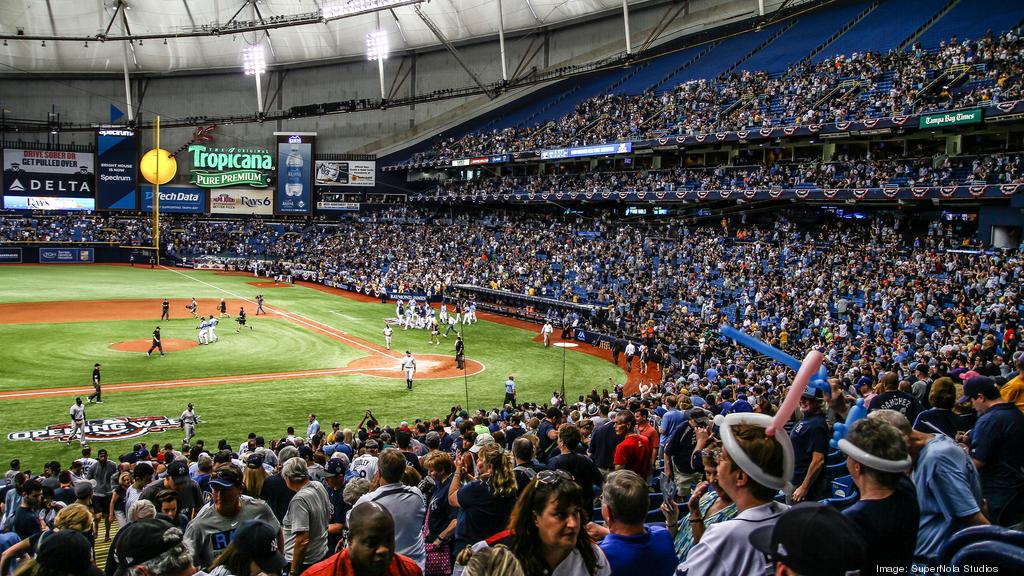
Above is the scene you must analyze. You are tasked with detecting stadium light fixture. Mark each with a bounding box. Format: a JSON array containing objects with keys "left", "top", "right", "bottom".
[
  {"left": 365, "top": 29, "right": 388, "bottom": 61},
  {"left": 242, "top": 44, "right": 267, "bottom": 114},
  {"left": 367, "top": 29, "right": 388, "bottom": 100},
  {"left": 242, "top": 44, "right": 266, "bottom": 75}
]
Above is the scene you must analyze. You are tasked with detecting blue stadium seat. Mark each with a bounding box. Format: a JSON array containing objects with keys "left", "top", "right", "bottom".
[
  {"left": 938, "top": 526, "right": 1024, "bottom": 565},
  {"left": 951, "top": 541, "right": 1024, "bottom": 572}
]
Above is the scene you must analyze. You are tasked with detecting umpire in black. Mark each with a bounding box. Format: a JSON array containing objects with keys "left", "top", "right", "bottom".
[
  {"left": 160, "top": 298, "right": 170, "bottom": 321},
  {"left": 147, "top": 326, "right": 164, "bottom": 357},
  {"left": 88, "top": 363, "right": 103, "bottom": 404},
  {"left": 455, "top": 335, "right": 465, "bottom": 370}
]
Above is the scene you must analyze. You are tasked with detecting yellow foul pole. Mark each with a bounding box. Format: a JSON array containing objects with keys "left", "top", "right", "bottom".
[{"left": 154, "top": 116, "right": 160, "bottom": 267}]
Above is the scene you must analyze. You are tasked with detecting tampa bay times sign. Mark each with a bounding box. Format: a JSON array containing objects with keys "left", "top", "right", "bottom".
[
  {"left": 7, "top": 416, "right": 196, "bottom": 443},
  {"left": 189, "top": 144, "right": 273, "bottom": 188}
]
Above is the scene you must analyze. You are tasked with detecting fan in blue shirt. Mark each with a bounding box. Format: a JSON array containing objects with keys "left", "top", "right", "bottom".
[{"left": 586, "top": 470, "right": 678, "bottom": 576}]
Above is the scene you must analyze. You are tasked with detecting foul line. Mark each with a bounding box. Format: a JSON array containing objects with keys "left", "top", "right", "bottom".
[{"left": 160, "top": 266, "right": 397, "bottom": 358}]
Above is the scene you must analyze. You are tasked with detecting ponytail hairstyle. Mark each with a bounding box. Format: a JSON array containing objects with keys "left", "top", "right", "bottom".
[{"left": 478, "top": 443, "right": 516, "bottom": 498}]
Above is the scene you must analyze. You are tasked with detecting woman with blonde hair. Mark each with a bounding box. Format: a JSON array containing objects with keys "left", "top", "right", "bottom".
[
  {"left": 109, "top": 471, "right": 132, "bottom": 528},
  {"left": 448, "top": 443, "right": 518, "bottom": 560},
  {"left": 463, "top": 545, "right": 525, "bottom": 576},
  {"left": 243, "top": 453, "right": 267, "bottom": 497}
]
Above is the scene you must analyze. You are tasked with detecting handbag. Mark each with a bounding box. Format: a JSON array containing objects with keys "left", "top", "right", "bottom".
[{"left": 423, "top": 500, "right": 453, "bottom": 576}]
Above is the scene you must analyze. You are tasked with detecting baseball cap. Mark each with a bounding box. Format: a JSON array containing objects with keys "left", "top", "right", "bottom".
[
  {"left": 958, "top": 370, "right": 982, "bottom": 382},
  {"left": 245, "top": 452, "right": 265, "bottom": 470},
  {"left": 324, "top": 458, "right": 347, "bottom": 478},
  {"left": 74, "top": 481, "right": 94, "bottom": 499},
  {"left": 958, "top": 375, "right": 998, "bottom": 404},
  {"left": 114, "top": 518, "right": 183, "bottom": 573},
  {"left": 469, "top": 433, "right": 495, "bottom": 454},
  {"left": 233, "top": 520, "right": 287, "bottom": 574},
  {"left": 801, "top": 387, "right": 824, "bottom": 399},
  {"left": 37, "top": 530, "right": 101, "bottom": 576},
  {"left": 425, "top": 431, "right": 440, "bottom": 444},
  {"left": 855, "top": 375, "right": 873, "bottom": 389},
  {"left": 749, "top": 502, "right": 866, "bottom": 576},
  {"left": 209, "top": 463, "right": 243, "bottom": 489},
  {"left": 165, "top": 460, "right": 189, "bottom": 484}
]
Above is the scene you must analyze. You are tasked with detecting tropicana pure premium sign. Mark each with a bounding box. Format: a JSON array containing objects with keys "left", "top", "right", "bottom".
[{"left": 189, "top": 144, "right": 273, "bottom": 188}]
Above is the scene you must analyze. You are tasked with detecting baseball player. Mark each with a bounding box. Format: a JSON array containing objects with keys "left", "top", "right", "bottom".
[
  {"left": 439, "top": 302, "right": 449, "bottom": 325},
  {"left": 403, "top": 301, "right": 415, "bottom": 330},
  {"left": 444, "top": 310, "right": 460, "bottom": 338},
  {"left": 219, "top": 298, "right": 228, "bottom": 318},
  {"left": 236, "top": 307, "right": 251, "bottom": 332},
  {"left": 401, "top": 351, "right": 416, "bottom": 391},
  {"left": 147, "top": 326, "right": 164, "bottom": 357},
  {"left": 208, "top": 315, "right": 219, "bottom": 342},
  {"left": 504, "top": 375, "right": 516, "bottom": 406},
  {"left": 180, "top": 403, "right": 198, "bottom": 446},
  {"left": 187, "top": 297, "right": 199, "bottom": 319},
  {"left": 255, "top": 294, "right": 266, "bottom": 315},
  {"left": 466, "top": 300, "right": 478, "bottom": 324},
  {"left": 87, "top": 363, "right": 103, "bottom": 404},
  {"left": 68, "top": 397, "right": 87, "bottom": 446},
  {"left": 197, "top": 316, "right": 209, "bottom": 345},
  {"left": 542, "top": 320, "right": 554, "bottom": 347},
  {"left": 395, "top": 299, "right": 405, "bottom": 322},
  {"left": 383, "top": 324, "right": 393, "bottom": 350},
  {"left": 160, "top": 298, "right": 170, "bottom": 321}
]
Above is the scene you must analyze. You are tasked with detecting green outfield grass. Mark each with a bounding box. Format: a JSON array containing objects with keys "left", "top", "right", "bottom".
[{"left": 0, "top": 265, "right": 627, "bottom": 469}]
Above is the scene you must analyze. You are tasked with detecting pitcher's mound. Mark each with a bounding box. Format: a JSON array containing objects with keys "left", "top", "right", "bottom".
[
  {"left": 111, "top": 338, "right": 199, "bottom": 353},
  {"left": 345, "top": 354, "right": 485, "bottom": 379}
]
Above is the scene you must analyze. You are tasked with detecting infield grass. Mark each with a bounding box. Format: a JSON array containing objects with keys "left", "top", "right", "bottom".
[{"left": 0, "top": 265, "right": 627, "bottom": 469}]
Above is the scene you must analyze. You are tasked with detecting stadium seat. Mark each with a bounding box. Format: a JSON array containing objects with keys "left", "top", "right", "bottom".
[
  {"left": 950, "top": 541, "right": 1024, "bottom": 572},
  {"left": 938, "top": 526, "right": 1024, "bottom": 565}
]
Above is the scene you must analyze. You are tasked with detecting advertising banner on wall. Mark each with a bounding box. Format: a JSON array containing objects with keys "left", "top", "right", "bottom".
[
  {"left": 96, "top": 129, "right": 139, "bottom": 210},
  {"left": 0, "top": 247, "right": 23, "bottom": 263},
  {"left": 188, "top": 144, "right": 273, "bottom": 188},
  {"left": 39, "top": 248, "right": 94, "bottom": 263},
  {"left": 210, "top": 188, "right": 273, "bottom": 215},
  {"left": 140, "top": 186, "right": 207, "bottom": 214},
  {"left": 314, "top": 160, "right": 375, "bottom": 187},
  {"left": 276, "top": 134, "right": 314, "bottom": 214},
  {"left": 3, "top": 149, "right": 95, "bottom": 210}
]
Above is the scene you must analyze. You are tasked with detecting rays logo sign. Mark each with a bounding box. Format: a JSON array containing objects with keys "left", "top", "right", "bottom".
[{"left": 7, "top": 416, "right": 193, "bottom": 443}]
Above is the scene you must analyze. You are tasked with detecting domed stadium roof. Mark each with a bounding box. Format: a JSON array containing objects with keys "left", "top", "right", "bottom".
[{"left": 0, "top": 0, "right": 647, "bottom": 74}]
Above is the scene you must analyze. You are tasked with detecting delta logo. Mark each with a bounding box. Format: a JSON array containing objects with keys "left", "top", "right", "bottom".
[{"left": 7, "top": 416, "right": 194, "bottom": 443}]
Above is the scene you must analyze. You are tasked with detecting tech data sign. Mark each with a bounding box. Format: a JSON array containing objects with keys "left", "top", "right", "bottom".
[
  {"left": 189, "top": 144, "right": 273, "bottom": 188},
  {"left": 7, "top": 416, "right": 195, "bottom": 443}
]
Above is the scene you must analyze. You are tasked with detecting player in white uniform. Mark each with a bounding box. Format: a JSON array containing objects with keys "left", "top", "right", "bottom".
[
  {"left": 68, "top": 397, "right": 87, "bottom": 446},
  {"left": 401, "top": 351, "right": 416, "bottom": 391},
  {"left": 439, "top": 302, "right": 449, "bottom": 325},
  {"left": 197, "top": 316, "right": 209, "bottom": 345},
  {"left": 395, "top": 299, "right": 404, "bottom": 322},
  {"left": 466, "top": 301, "right": 478, "bottom": 324},
  {"left": 383, "top": 324, "right": 393, "bottom": 350},
  {"left": 180, "top": 403, "right": 198, "bottom": 446},
  {"left": 208, "top": 315, "right": 219, "bottom": 342}
]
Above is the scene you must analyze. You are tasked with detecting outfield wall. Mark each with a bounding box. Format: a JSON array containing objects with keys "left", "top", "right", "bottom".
[{"left": 0, "top": 244, "right": 153, "bottom": 264}]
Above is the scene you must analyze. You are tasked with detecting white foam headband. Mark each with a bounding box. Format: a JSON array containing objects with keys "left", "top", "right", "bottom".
[
  {"left": 715, "top": 412, "right": 795, "bottom": 497},
  {"left": 838, "top": 439, "right": 912, "bottom": 473}
]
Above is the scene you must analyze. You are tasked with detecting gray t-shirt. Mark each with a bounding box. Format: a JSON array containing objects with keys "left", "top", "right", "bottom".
[
  {"left": 87, "top": 460, "right": 118, "bottom": 497},
  {"left": 184, "top": 494, "right": 280, "bottom": 568},
  {"left": 283, "top": 481, "right": 331, "bottom": 564}
]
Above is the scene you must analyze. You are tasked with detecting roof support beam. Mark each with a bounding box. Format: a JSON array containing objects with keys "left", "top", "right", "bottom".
[{"left": 414, "top": 5, "right": 493, "bottom": 98}]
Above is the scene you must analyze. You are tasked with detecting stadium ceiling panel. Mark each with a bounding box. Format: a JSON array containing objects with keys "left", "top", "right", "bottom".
[{"left": 0, "top": 0, "right": 635, "bottom": 73}]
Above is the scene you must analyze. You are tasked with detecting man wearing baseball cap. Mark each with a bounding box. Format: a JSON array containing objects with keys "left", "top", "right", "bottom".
[
  {"left": 955, "top": 375, "right": 1024, "bottom": 526},
  {"left": 322, "top": 458, "right": 349, "bottom": 553},
  {"left": 184, "top": 463, "right": 281, "bottom": 569},
  {"left": 140, "top": 460, "right": 203, "bottom": 518},
  {"left": 749, "top": 502, "right": 866, "bottom": 576}
]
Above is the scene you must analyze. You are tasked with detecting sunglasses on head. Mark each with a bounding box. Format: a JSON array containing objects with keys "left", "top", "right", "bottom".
[{"left": 536, "top": 469, "right": 574, "bottom": 485}]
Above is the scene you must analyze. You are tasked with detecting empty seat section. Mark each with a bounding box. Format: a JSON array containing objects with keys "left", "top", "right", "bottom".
[
  {"left": 915, "top": 0, "right": 1024, "bottom": 49},
  {"left": 655, "top": 23, "right": 784, "bottom": 90},
  {"left": 813, "top": 0, "right": 947, "bottom": 62},
  {"left": 741, "top": 1, "right": 870, "bottom": 73}
]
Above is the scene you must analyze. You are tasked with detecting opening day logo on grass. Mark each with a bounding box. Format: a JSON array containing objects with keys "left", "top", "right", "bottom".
[
  {"left": 7, "top": 416, "right": 196, "bottom": 443},
  {"left": 189, "top": 144, "right": 273, "bottom": 188}
]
